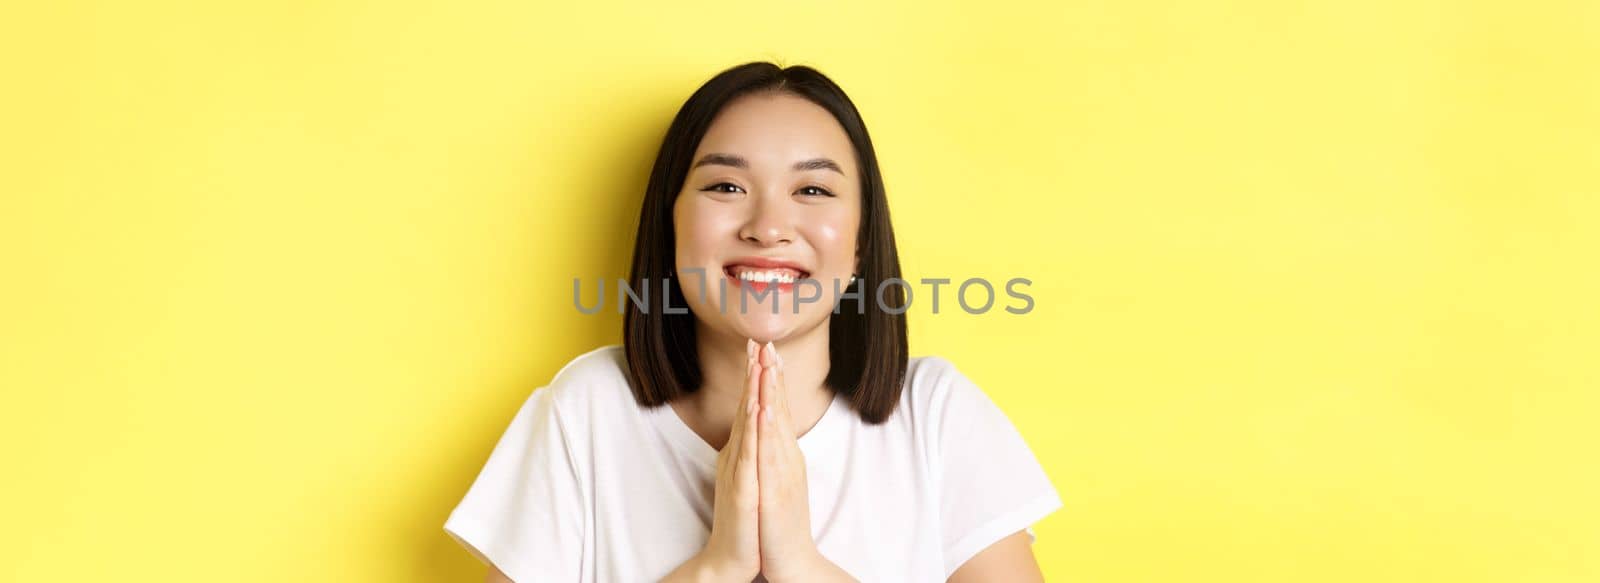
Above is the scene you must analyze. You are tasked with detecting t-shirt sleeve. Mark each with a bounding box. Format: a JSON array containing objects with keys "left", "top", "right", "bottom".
[
  {"left": 932, "top": 359, "right": 1064, "bottom": 578},
  {"left": 443, "top": 387, "right": 586, "bottom": 581}
]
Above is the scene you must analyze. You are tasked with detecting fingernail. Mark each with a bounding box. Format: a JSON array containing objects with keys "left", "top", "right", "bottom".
[
  {"left": 747, "top": 338, "right": 756, "bottom": 360},
  {"left": 763, "top": 406, "right": 772, "bottom": 422},
  {"left": 764, "top": 341, "right": 775, "bottom": 362}
]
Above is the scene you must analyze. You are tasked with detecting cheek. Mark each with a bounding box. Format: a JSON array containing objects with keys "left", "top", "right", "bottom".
[
  {"left": 806, "top": 208, "right": 860, "bottom": 265},
  {"left": 673, "top": 198, "right": 739, "bottom": 263}
]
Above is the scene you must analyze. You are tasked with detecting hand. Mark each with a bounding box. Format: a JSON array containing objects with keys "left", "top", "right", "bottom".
[
  {"left": 754, "top": 341, "right": 824, "bottom": 582},
  {"left": 693, "top": 339, "right": 764, "bottom": 581}
]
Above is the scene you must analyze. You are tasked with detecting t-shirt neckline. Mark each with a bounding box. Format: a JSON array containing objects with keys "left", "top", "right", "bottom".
[{"left": 650, "top": 390, "right": 847, "bottom": 468}]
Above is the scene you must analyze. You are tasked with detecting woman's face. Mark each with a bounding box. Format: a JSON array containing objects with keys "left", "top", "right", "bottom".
[{"left": 673, "top": 92, "right": 862, "bottom": 344}]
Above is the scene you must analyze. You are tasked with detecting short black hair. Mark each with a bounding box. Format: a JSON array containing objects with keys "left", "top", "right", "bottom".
[{"left": 622, "top": 61, "right": 908, "bottom": 425}]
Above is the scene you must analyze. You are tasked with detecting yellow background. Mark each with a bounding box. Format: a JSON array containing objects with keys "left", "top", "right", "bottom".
[{"left": 3, "top": 0, "right": 1596, "bottom": 580}]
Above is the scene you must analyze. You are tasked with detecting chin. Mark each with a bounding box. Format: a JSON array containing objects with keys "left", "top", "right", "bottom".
[
  {"left": 733, "top": 314, "right": 794, "bottom": 344},
  {"left": 723, "top": 310, "right": 822, "bottom": 344}
]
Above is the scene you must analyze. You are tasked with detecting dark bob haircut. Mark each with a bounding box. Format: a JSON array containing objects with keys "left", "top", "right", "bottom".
[{"left": 622, "top": 61, "right": 908, "bottom": 425}]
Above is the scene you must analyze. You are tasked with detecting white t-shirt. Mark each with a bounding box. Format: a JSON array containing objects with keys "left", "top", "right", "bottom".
[{"left": 443, "top": 345, "right": 1062, "bottom": 582}]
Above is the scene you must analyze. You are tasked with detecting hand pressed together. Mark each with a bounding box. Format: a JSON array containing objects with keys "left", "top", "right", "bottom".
[{"left": 679, "top": 339, "right": 853, "bottom": 583}]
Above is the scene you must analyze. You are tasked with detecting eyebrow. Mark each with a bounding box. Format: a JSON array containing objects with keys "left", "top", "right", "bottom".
[{"left": 691, "top": 153, "right": 845, "bottom": 175}]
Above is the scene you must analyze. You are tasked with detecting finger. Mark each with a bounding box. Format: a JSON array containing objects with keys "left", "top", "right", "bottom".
[
  {"left": 731, "top": 392, "right": 760, "bottom": 515},
  {"left": 745, "top": 337, "right": 756, "bottom": 397},
  {"left": 725, "top": 359, "right": 753, "bottom": 454},
  {"left": 739, "top": 346, "right": 757, "bottom": 418},
  {"left": 758, "top": 412, "right": 780, "bottom": 508},
  {"left": 759, "top": 340, "right": 776, "bottom": 367},
  {"left": 758, "top": 344, "right": 775, "bottom": 419},
  {"left": 762, "top": 365, "right": 794, "bottom": 448},
  {"left": 731, "top": 362, "right": 760, "bottom": 503},
  {"left": 775, "top": 352, "right": 794, "bottom": 432},
  {"left": 755, "top": 346, "right": 792, "bottom": 440},
  {"left": 737, "top": 358, "right": 759, "bottom": 446},
  {"left": 758, "top": 364, "right": 777, "bottom": 471},
  {"left": 737, "top": 364, "right": 760, "bottom": 473},
  {"left": 727, "top": 360, "right": 761, "bottom": 486},
  {"left": 768, "top": 369, "right": 803, "bottom": 480},
  {"left": 766, "top": 365, "right": 793, "bottom": 443},
  {"left": 745, "top": 355, "right": 761, "bottom": 433}
]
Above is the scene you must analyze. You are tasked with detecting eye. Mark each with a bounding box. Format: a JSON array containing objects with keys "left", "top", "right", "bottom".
[
  {"left": 704, "top": 182, "right": 745, "bottom": 193},
  {"left": 798, "top": 185, "right": 835, "bottom": 197}
]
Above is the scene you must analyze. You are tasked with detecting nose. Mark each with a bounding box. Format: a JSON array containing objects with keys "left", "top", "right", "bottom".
[{"left": 738, "top": 191, "right": 794, "bottom": 247}]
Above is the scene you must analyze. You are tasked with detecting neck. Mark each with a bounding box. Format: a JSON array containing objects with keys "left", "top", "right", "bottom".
[{"left": 687, "top": 321, "right": 834, "bottom": 445}]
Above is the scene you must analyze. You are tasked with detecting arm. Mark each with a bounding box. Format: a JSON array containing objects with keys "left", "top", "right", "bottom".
[
  {"left": 445, "top": 387, "right": 587, "bottom": 581},
  {"left": 660, "top": 553, "right": 742, "bottom": 583},
  {"left": 947, "top": 530, "right": 1046, "bottom": 583},
  {"left": 787, "top": 552, "right": 857, "bottom": 582},
  {"left": 485, "top": 565, "right": 513, "bottom": 583},
  {"left": 928, "top": 358, "right": 1061, "bottom": 583}
]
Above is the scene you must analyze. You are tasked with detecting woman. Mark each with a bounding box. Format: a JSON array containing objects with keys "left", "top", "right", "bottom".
[{"left": 444, "top": 62, "right": 1062, "bottom": 582}]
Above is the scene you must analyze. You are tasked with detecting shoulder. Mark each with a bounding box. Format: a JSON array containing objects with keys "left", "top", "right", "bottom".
[
  {"left": 533, "top": 344, "right": 632, "bottom": 419},
  {"left": 902, "top": 354, "right": 987, "bottom": 412},
  {"left": 904, "top": 354, "right": 964, "bottom": 388},
  {"left": 896, "top": 355, "right": 992, "bottom": 435},
  {"left": 896, "top": 354, "right": 1004, "bottom": 444},
  {"left": 546, "top": 344, "right": 628, "bottom": 391}
]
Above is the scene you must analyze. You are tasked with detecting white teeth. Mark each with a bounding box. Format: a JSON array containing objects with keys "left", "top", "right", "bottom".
[
  {"left": 737, "top": 270, "right": 796, "bottom": 283},
  {"left": 729, "top": 266, "right": 803, "bottom": 283}
]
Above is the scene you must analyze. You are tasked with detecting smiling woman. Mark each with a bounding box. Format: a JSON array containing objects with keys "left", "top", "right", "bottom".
[{"left": 443, "top": 62, "right": 1062, "bottom": 582}]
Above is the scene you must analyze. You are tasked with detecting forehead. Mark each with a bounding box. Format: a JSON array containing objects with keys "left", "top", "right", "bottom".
[{"left": 694, "top": 93, "right": 857, "bottom": 176}]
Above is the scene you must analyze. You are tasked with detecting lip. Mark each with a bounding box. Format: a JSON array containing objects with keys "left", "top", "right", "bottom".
[
  {"left": 722, "top": 256, "right": 810, "bottom": 275},
  {"left": 722, "top": 256, "right": 810, "bottom": 296}
]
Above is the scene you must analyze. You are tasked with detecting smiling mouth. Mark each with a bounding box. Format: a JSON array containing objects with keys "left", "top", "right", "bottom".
[{"left": 722, "top": 265, "right": 810, "bottom": 295}]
